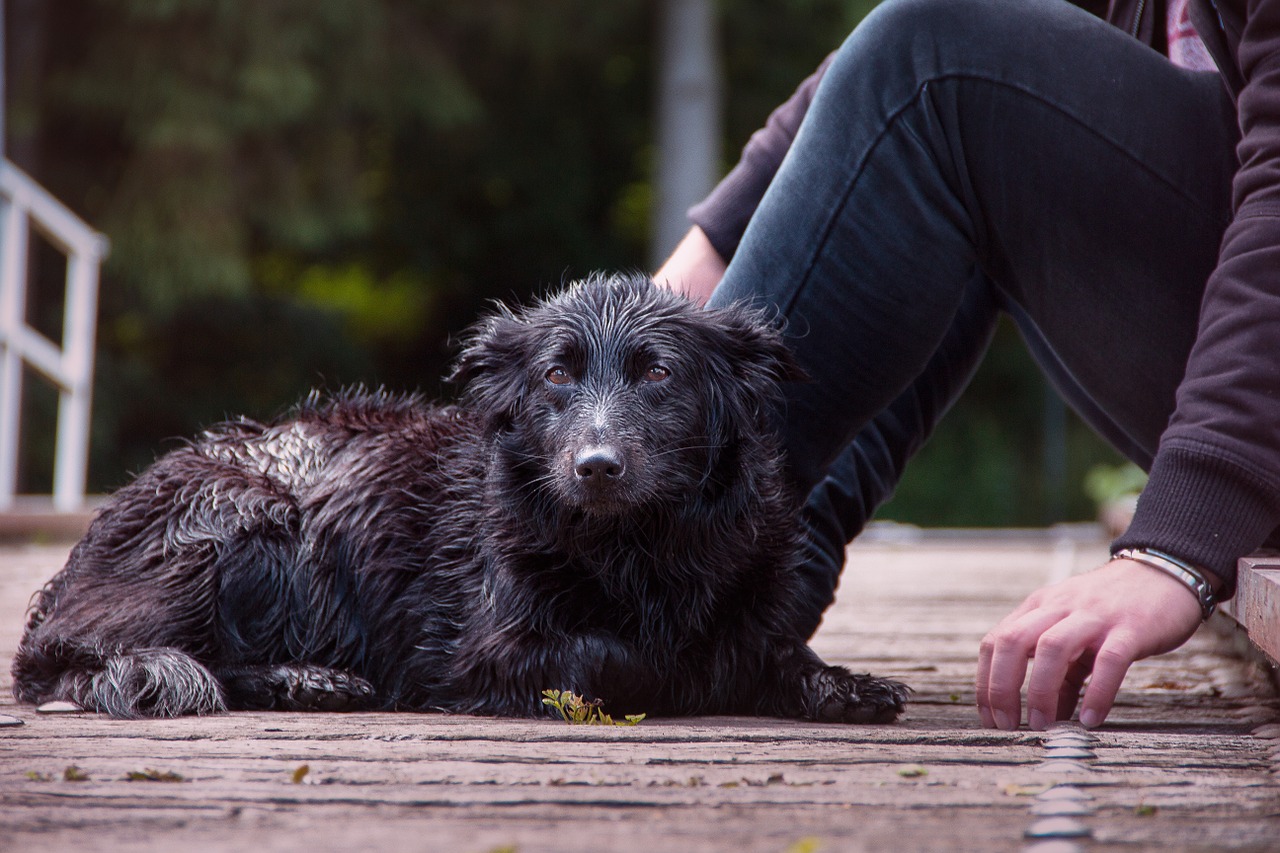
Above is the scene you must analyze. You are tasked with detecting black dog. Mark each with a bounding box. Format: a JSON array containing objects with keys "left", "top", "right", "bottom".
[{"left": 12, "top": 275, "right": 908, "bottom": 722}]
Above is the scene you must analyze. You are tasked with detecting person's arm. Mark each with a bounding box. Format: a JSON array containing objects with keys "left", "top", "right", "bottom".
[{"left": 654, "top": 225, "right": 726, "bottom": 305}]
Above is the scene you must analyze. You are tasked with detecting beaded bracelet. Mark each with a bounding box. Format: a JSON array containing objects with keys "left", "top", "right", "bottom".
[{"left": 1112, "top": 547, "right": 1218, "bottom": 621}]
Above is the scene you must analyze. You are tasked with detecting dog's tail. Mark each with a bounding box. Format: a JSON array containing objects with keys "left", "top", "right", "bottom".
[{"left": 11, "top": 640, "right": 226, "bottom": 718}]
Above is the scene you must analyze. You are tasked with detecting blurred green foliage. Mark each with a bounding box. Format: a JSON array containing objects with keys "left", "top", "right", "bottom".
[
  {"left": 9, "top": 0, "right": 1125, "bottom": 524},
  {"left": 1083, "top": 461, "right": 1148, "bottom": 506}
]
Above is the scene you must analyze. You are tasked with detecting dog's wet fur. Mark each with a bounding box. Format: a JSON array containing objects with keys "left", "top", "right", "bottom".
[{"left": 12, "top": 274, "right": 908, "bottom": 722}]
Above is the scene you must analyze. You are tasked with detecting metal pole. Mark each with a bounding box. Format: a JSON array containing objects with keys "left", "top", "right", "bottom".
[
  {"left": 1, "top": 0, "right": 7, "bottom": 160},
  {"left": 0, "top": 186, "right": 27, "bottom": 509},
  {"left": 651, "top": 0, "right": 722, "bottom": 267},
  {"left": 0, "top": 0, "right": 10, "bottom": 505}
]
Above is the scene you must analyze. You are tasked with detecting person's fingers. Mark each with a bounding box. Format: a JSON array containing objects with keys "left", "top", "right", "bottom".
[
  {"left": 976, "top": 557, "right": 1206, "bottom": 731},
  {"left": 1023, "top": 614, "right": 1102, "bottom": 731},
  {"left": 974, "top": 644, "right": 995, "bottom": 728},
  {"left": 1077, "top": 634, "right": 1140, "bottom": 728},
  {"left": 1055, "top": 654, "right": 1093, "bottom": 722},
  {"left": 978, "top": 607, "right": 1065, "bottom": 730},
  {"left": 975, "top": 590, "right": 1049, "bottom": 727}
]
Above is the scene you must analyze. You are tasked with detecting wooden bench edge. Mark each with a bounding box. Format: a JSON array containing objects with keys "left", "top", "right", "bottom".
[{"left": 1223, "top": 553, "right": 1280, "bottom": 667}]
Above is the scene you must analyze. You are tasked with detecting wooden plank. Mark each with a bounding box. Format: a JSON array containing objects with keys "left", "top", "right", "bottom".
[
  {"left": 1225, "top": 555, "right": 1280, "bottom": 665},
  {"left": 2, "top": 536, "right": 1278, "bottom": 852}
]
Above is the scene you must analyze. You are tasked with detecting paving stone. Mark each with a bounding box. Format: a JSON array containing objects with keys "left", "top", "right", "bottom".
[
  {"left": 1041, "top": 747, "right": 1096, "bottom": 760},
  {"left": 1021, "top": 842, "right": 1084, "bottom": 853},
  {"left": 1036, "top": 786, "right": 1092, "bottom": 802},
  {"left": 1042, "top": 733, "right": 1097, "bottom": 748},
  {"left": 1030, "top": 800, "right": 1094, "bottom": 817},
  {"left": 1034, "top": 760, "right": 1093, "bottom": 774},
  {"left": 1024, "top": 818, "right": 1092, "bottom": 839}
]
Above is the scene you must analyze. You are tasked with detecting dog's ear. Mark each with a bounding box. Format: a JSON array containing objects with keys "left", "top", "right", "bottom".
[
  {"left": 448, "top": 307, "right": 534, "bottom": 427},
  {"left": 705, "top": 305, "right": 808, "bottom": 387},
  {"left": 685, "top": 305, "right": 807, "bottom": 453}
]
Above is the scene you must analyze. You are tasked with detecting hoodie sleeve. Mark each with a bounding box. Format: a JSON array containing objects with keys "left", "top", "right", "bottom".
[{"left": 1112, "top": 0, "right": 1280, "bottom": 594}]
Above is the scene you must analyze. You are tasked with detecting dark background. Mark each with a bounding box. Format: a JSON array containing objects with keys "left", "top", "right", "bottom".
[{"left": 5, "top": 0, "right": 1130, "bottom": 524}]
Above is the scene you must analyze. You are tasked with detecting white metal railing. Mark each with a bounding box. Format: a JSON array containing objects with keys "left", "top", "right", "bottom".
[{"left": 0, "top": 159, "right": 107, "bottom": 511}]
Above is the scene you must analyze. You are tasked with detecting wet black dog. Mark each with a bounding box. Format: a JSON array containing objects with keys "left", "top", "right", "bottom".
[{"left": 12, "top": 274, "right": 908, "bottom": 722}]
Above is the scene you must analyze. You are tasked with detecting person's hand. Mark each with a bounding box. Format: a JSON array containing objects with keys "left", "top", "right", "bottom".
[
  {"left": 975, "top": 557, "right": 1206, "bottom": 731},
  {"left": 654, "top": 225, "right": 727, "bottom": 306}
]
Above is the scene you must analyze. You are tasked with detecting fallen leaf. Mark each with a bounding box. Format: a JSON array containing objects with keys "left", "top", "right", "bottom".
[
  {"left": 1002, "top": 782, "right": 1053, "bottom": 797},
  {"left": 291, "top": 764, "right": 310, "bottom": 784},
  {"left": 746, "top": 773, "right": 786, "bottom": 787},
  {"left": 1144, "top": 681, "right": 1187, "bottom": 690},
  {"left": 63, "top": 765, "right": 89, "bottom": 782},
  {"left": 125, "top": 768, "right": 185, "bottom": 782},
  {"left": 785, "top": 838, "right": 823, "bottom": 853},
  {"left": 896, "top": 764, "right": 928, "bottom": 778}
]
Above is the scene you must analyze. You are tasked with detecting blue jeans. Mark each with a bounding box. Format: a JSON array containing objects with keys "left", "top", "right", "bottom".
[{"left": 707, "top": 0, "right": 1239, "bottom": 637}]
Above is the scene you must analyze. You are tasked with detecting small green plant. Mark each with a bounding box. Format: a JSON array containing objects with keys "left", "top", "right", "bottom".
[
  {"left": 541, "top": 689, "right": 645, "bottom": 726},
  {"left": 1083, "top": 462, "right": 1148, "bottom": 506},
  {"left": 125, "top": 768, "right": 185, "bottom": 782}
]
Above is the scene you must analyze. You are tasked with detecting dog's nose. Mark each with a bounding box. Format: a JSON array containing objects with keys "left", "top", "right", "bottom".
[{"left": 574, "top": 446, "right": 624, "bottom": 481}]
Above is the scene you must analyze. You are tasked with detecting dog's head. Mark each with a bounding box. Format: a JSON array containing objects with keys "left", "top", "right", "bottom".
[{"left": 450, "top": 273, "right": 802, "bottom": 516}]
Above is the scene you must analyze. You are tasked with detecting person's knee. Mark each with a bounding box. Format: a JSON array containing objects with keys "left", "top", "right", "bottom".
[
  {"left": 822, "top": 0, "right": 1003, "bottom": 106},
  {"left": 837, "top": 0, "right": 1064, "bottom": 86},
  {"left": 851, "top": 0, "right": 999, "bottom": 59}
]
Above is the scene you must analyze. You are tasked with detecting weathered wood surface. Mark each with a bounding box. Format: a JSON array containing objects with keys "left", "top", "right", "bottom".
[
  {"left": 2, "top": 529, "right": 1278, "bottom": 852},
  {"left": 1227, "top": 555, "right": 1280, "bottom": 667}
]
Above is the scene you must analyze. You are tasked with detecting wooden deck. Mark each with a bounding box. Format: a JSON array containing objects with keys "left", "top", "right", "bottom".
[{"left": 1, "top": 528, "right": 1278, "bottom": 852}]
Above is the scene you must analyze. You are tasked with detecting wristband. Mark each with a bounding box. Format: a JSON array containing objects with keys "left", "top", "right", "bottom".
[{"left": 1112, "top": 547, "right": 1217, "bottom": 621}]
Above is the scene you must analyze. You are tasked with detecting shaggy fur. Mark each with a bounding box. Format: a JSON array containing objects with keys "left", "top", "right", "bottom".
[{"left": 11, "top": 274, "right": 908, "bottom": 722}]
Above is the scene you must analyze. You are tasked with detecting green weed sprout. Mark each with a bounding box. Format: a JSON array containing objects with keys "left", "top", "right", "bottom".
[{"left": 541, "top": 689, "right": 645, "bottom": 726}]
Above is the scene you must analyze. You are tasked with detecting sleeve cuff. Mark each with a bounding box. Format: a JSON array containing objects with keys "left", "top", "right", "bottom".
[{"left": 1111, "top": 442, "right": 1280, "bottom": 598}]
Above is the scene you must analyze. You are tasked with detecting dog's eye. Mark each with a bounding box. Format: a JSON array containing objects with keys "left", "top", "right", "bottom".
[
  {"left": 545, "top": 367, "right": 574, "bottom": 386},
  {"left": 644, "top": 365, "right": 671, "bottom": 383}
]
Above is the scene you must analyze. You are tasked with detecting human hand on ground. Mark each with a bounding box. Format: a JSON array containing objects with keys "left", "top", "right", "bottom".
[
  {"left": 975, "top": 557, "right": 1207, "bottom": 731},
  {"left": 654, "top": 225, "right": 726, "bottom": 306}
]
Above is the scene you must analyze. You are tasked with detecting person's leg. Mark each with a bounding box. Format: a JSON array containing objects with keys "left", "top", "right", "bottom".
[
  {"left": 791, "top": 281, "right": 1159, "bottom": 639},
  {"left": 707, "top": 0, "right": 1239, "bottom": 633},
  {"left": 791, "top": 273, "right": 998, "bottom": 637}
]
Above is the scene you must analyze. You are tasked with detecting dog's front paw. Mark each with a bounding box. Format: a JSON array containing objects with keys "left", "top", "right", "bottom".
[
  {"left": 806, "top": 666, "right": 910, "bottom": 724},
  {"left": 284, "top": 665, "right": 377, "bottom": 711},
  {"left": 220, "top": 663, "right": 378, "bottom": 712}
]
